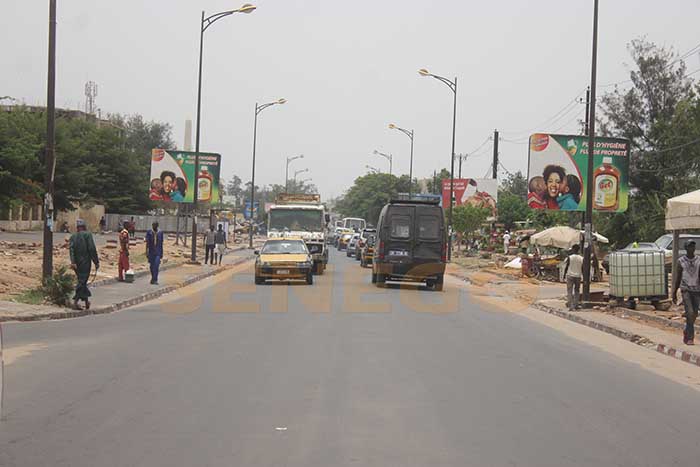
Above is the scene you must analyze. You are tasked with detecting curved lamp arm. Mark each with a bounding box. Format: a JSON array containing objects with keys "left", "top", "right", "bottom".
[{"left": 203, "top": 4, "right": 256, "bottom": 32}]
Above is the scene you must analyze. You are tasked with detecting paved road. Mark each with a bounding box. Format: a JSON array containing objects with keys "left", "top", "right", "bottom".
[{"left": 1, "top": 250, "right": 699, "bottom": 466}]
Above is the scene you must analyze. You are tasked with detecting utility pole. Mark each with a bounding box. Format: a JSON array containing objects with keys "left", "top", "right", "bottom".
[
  {"left": 492, "top": 129, "right": 499, "bottom": 180},
  {"left": 433, "top": 170, "right": 437, "bottom": 195},
  {"left": 581, "top": 86, "right": 590, "bottom": 229},
  {"left": 42, "top": 0, "right": 57, "bottom": 281},
  {"left": 583, "top": 0, "right": 600, "bottom": 303},
  {"left": 455, "top": 154, "right": 468, "bottom": 179}
]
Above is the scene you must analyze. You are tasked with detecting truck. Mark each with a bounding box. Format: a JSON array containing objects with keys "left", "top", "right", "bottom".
[{"left": 267, "top": 193, "right": 329, "bottom": 274}]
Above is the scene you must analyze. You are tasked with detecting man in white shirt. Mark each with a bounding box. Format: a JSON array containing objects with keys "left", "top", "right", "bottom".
[
  {"left": 564, "top": 244, "right": 584, "bottom": 311},
  {"left": 503, "top": 231, "right": 511, "bottom": 253},
  {"left": 672, "top": 240, "right": 699, "bottom": 345}
]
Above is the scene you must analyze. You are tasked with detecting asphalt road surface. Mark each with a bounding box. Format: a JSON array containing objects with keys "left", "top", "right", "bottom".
[{"left": 1, "top": 249, "right": 700, "bottom": 466}]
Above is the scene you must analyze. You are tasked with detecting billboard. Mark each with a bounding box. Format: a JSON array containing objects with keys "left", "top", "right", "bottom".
[
  {"left": 442, "top": 178, "right": 498, "bottom": 216},
  {"left": 244, "top": 201, "right": 260, "bottom": 219},
  {"left": 149, "top": 149, "right": 221, "bottom": 203},
  {"left": 527, "top": 134, "right": 629, "bottom": 212}
]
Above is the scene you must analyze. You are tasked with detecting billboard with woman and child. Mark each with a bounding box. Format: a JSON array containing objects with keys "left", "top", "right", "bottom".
[
  {"left": 526, "top": 133, "right": 629, "bottom": 212},
  {"left": 149, "top": 149, "right": 221, "bottom": 203}
]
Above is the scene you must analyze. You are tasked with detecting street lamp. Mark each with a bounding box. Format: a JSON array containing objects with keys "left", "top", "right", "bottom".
[
  {"left": 366, "top": 164, "right": 379, "bottom": 174},
  {"left": 419, "top": 67, "right": 458, "bottom": 261},
  {"left": 285, "top": 154, "right": 304, "bottom": 192},
  {"left": 388, "top": 123, "right": 414, "bottom": 197},
  {"left": 249, "top": 98, "right": 286, "bottom": 248},
  {"left": 293, "top": 168, "right": 309, "bottom": 186},
  {"left": 191, "top": 3, "right": 256, "bottom": 262},
  {"left": 373, "top": 150, "right": 392, "bottom": 175}
]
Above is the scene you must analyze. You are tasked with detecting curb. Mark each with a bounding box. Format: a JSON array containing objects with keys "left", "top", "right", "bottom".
[
  {"left": 91, "top": 246, "right": 249, "bottom": 288},
  {"left": 533, "top": 301, "right": 700, "bottom": 368},
  {"left": 0, "top": 256, "right": 253, "bottom": 323},
  {"left": 612, "top": 308, "right": 700, "bottom": 333}
]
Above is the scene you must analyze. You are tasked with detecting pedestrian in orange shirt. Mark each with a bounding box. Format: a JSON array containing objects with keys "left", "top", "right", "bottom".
[{"left": 118, "top": 221, "right": 131, "bottom": 282}]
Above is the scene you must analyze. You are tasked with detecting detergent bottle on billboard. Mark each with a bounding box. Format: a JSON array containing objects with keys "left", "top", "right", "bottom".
[
  {"left": 198, "top": 166, "right": 213, "bottom": 202},
  {"left": 593, "top": 157, "right": 620, "bottom": 211}
]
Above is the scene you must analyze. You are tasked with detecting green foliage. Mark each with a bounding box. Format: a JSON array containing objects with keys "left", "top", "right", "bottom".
[
  {"left": 41, "top": 265, "right": 75, "bottom": 306},
  {"left": 599, "top": 38, "right": 700, "bottom": 246},
  {"left": 499, "top": 170, "right": 528, "bottom": 198},
  {"left": 497, "top": 192, "right": 529, "bottom": 229},
  {"left": 426, "top": 168, "right": 451, "bottom": 195},
  {"left": 452, "top": 204, "right": 489, "bottom": 235},
  {"left": 0, "top": 108, "right": 175, "bottom": 213},
  {"left": 335, "top": 173, "right": 416, "bottom": 225}
]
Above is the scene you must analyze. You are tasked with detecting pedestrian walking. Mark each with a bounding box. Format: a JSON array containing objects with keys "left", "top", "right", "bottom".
[
  {"left": 672, "top": 240, "right": 699, "bottom": 345},
  {"left": 564, "top": 244, "right": 583, "bottom": 311},
  {"left": 204, "top": 225, "right": 216, "bottom": 265},
  {"left": 69, "top": 219, "right": 99, "bottom": 310},
  {"left": 503, "top": 231, "right": 511, "bottom": 253},
  {"left": 128, "top": 216, "right": 136, "bottom": 239},
  {"left": 118, "top": 221, "right": 130, "bottom": 282},
  {"left": 145, "top": 221, "right": 164, "bottom": 285},
  {"left": 99, "top": 215, "right": 106, "bottom": 233},
  {"left": 214, "top": 223, "right": 227, "bottom": 265}
]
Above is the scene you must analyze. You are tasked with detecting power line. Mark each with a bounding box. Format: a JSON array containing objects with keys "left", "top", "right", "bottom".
[{"left": 467, "top": 136, "right": 492, "bottom": 155}]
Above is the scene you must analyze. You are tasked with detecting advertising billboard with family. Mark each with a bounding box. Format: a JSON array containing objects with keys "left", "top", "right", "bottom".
[
  {"left": 527, "top": 134, "right": 630, "bottom": 212},
  {"left": 442, "top": 178, "right": 498, "bottom": 217},
  {"left": 149, "top": 149, "right": 221, "bottom": 203}
]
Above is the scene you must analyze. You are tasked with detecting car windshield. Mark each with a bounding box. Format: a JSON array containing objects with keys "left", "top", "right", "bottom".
[{"left": 261, "top": 241, "right": 308, "bottom": 255}]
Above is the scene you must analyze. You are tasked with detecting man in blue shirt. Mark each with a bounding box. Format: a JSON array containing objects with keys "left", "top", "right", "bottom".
[{"left": 145, "top": 222, "right": 164, "bottom": 285}]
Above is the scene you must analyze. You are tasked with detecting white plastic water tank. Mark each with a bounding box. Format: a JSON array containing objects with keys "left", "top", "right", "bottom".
[{"left": 609, "top": 250, "right": 666, "bottom": 298}]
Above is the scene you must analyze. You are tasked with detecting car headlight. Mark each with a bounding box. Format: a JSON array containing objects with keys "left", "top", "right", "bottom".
[{"left": 261, "top": 262, "right": 272, "bottom": 268}]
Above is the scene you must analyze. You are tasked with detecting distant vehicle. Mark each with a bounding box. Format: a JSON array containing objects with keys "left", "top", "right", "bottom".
[
  {"left": 360, "top": 233, "right": 376, "bottom": 268},
  {"left": 267, "top": 193, "right": 329, "bottom": 274},
  {"left": 254, "top": 238, "right": 314, "bottom": 285},
  {"left": 355, "top": 228, "right": 377, "bottom": 260},
  {"left": 340, "top": 217, "right": 366, "bottom": 232},
  {"left": 337, "top": 232, "right": 353, "bottom": 251},
  {"left": 346, "top": 233, "right": 361, "bottom": 257},
  {"left": 372, "top": 199, "right": 446, "bottom": 290}
]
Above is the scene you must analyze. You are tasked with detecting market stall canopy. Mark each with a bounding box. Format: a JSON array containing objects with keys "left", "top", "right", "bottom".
[
  {"left": 530, "top": 226, "right": 608, "bottom": 249},
  {"left": 665, "top": 189, "right": 700, "bottom": 230}
]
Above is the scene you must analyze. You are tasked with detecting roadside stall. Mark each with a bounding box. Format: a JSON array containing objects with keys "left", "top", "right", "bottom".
[
  {"left": 526, "top": 226, "right": 608, "bottom": 282},
  {"left": 666, "top": 189, "right": 700, "bottom": 289}
]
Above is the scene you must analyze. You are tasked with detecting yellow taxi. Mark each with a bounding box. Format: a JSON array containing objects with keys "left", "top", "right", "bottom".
[{"left": 254, "top": 238, "right": 314, "bottom": 285}]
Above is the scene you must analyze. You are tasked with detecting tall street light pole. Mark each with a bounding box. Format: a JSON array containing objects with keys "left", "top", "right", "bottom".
[
  {"left": 373, "top": 150, "right": 392, "bottom": 175},
  {"left": 285, "top": 154, "right": 304, "bottom": 192},
  {"left": 42, "top": 0, "right": 57, "bottom": 281},
  {"left": 293, "top": 168, "right": 309, "bottom": 187},
  {"left": 249, "top": 98, "right": 286, "bottom": 248},
  {"left": 583, "top": 0, "right": 599, "bottom": 303},
  {"left": 419, "top": 68, "right": 458, "bottom": 261},
  {"left": 191, "top": 3, "right": 256, "bottom": 262},
  {"left": 388, "top": 123, "right": 414, "bottom": 197}
]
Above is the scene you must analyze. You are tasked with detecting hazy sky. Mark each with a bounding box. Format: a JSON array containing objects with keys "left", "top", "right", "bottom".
[{"left": 3, "top": 1, "right": 700, "bottom": 200}]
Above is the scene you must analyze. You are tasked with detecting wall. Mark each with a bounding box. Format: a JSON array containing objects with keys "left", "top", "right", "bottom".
[{"left": 55, "top": 204, "right": 105, "bottom": 232}]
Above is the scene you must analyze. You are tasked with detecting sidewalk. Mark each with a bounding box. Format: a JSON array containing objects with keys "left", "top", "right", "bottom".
[
  {"left": 0, "top": 250, "right": 254, "bottom": 322},
  {"left": 536, "top": 298, "right": 700, "bottom": 367}
]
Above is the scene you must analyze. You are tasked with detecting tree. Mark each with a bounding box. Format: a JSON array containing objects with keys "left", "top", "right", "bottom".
[
  {"left": 496, "top": 192, "right": 529, "bottom": 230},
  {"left": 452, "top": 204, "right": 489, "bottom": 241},
  {"left": 226, "top": 175, "right": 243, "bottom": 206},
  {"left": 426, "top": 168, "right": 451, "bottom": 195},
  {"left": 499, "top": 170, "right": 528, "bottom": 198},
  {"left": 598, "top": 39, "right": 700, "bottom": 246},
  {"left": 335, "top": 173, "right": 404, "bottom": 224}
]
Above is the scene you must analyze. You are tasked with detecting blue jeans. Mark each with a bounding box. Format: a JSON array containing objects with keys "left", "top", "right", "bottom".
[
  {"left": 149, "top": 255, "right": 161, "bottom": 283},
  {"left": 682, "top": 291, "right": 699, "bottom": 342}
]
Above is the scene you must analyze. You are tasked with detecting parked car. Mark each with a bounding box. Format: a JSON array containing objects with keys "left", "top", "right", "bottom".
[
  {"left": 346, "top": 233, "right": 361, "bottom": 257},
  {"left": 372, "top": 199, "right": 446, "bottom": 290},
  {"left": 360, "top": 233, "right": 376, "bottom": 268},
  {"left": 254, "top": 238, "right": 314, "bottom": 285},
  {"left": 355, "top": 228, "right": 377, "bottom": 260}
]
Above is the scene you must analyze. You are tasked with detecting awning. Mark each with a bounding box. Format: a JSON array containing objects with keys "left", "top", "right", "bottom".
[
  {"left": 665, "top": 189, "right": 700, "bottom": 230},
  {"left": 530, "top": 226, "right": 608, "bottom": 249}
]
